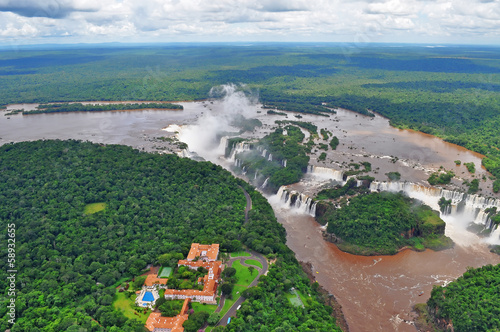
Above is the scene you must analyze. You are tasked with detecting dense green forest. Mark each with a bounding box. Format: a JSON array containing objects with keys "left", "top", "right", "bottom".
[
  {"left": 23, "top": 102, "right": 183, "bottom": 114},
  {"left": 426, "top": 264, "right": 500, "bottom": 331},
  {"left": 0, "top": 140, "right": 341, "bottom": 331},
  {"left": 1, "top": 44, "right": 498, "bottom": 186},
  {"left": 228, "top": 125, "right": 311, "bottom": 192},
  {"left": 317, "top": 192, "right": 453, "bottom": 255}
]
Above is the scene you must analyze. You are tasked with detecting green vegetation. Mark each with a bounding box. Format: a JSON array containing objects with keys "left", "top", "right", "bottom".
[
  {"left": 318, "top": 143, "right": 329, "bottom": 150},
  {"left": 343, "top": 161, "right": 371, "bottom": 176},
  {"left": 318, "top": 152, "right": 327, "bottom": 161},
  {"left": 83, "top": 202, "right": 107, "bottom": 214},
  {"left": 286, "top": 289, "right": 307, "bottom": 308},
  {"left": 266, "top": 110, "right": 287, "bottom": 116},
  {"left": 0, "top": 140, "right": 340, "bottom": 331},
  {"left": 318, "top": 192, "right": 453, "bottom": 255},
  {"left": 158, "top": 267, "right": 173, "bottom": 278},
  {"left": 438, "top": 197, "right": 452, "bottom": 213},
  {"left": 316, "top": 178, "right": 369, "bottom": 201},
  {"left": 183, "top": 311, "right": 209, "bottom": 332},
  {"left": 427, "top": 170, "right": 455, "bottom": 185},
  {"left": 329, "top": 136, "right": 339, "bottom": 150},
  {"left": 1, "top": 44, "right": 500, "bottom": 186},
  {"left": 386, "top": 171, "right": 401, "bottom": 181},
  {"left": 157, "top": 299, "right": 184, "bottom": 317},
  {"left": 464, "top": 162, "right": 476, "bottom": 174},
  {"left": 244, "top": 259, "right": 263, "bottom": 269},
  {"left": 166, "top": 265, "right": 208, "bottom": 290},
  {"left": 233, "top": 126, "right": 310, "bottom": 192},
  {"left": 454, "top": 160, "right": 461, "bottom": 165},
  {"left": 464, "top": 178, "right": 480, "bottom": 194},
  {"left": 24, "top": 102, "right": 183, "bottom": 114},
  {"left": 191, "top": 302, "right": 217, "bottom": 315},
  {"left": 275, "top": 120, "right": 318, "bottom": 135},
  {"left": 230, "top": 251, "right": 251, "bottom": 258},
  {"left": 427, "top": 264, "right": 500, "bottom": 332},
  {"left": 113, "top": 291, "right": 150, "bottom": 324},
  {"left": 320, "top": 128, "right": 331, "bottom": 140}
]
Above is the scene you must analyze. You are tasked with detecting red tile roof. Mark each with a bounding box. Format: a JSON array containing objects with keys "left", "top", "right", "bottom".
[
  {"left": 186, "top": 243, "right": 219, "bottom": 261},
  {"left": 145, "top": 298, "right": 190, "bottom": 332}
]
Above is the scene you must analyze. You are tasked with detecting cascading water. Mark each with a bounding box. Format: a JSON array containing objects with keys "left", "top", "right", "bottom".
[
  {"left": 261, "top": 177, "right": 270, "bottom": 189},
  {"left": 307, "top": 165, "right": 344, "bottom": 182},
  {"left": 370, "top": 181, "right": 500, "bottom": 244},
  {"left": 268, "top": 153, "right": 272, "bottom": 161},
  {"left": 276, "top": 186, "right": 317, "bottom": 217},
  {"left": 228, "top": 142, "right": 252, "bottom": 161}
]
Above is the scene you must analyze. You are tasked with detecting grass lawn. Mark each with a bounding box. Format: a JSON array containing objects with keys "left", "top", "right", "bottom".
[
  {"left": 218, "top": 260, "right": 260, "bottom": 317},
  {"left": 233, "top": 260, "right": 258, "bottom": 285},
  {"left": 191, "top": 302, "right": 217, "bottom": 315},
  {"left": 244, "top": 259, "right": 263, "bottom": 269},
  {"left": 230, "top": 251, "right": 251, "bottom": 258},
  {"left": 84, "top": 202, "right": 106, "bottom": 215},
  {"left": 158, "top": 267, "right": 173, "bottom": 278},
  {"left": 113, "top": 276, "right": 132, "bottom": 288},
  {"left": 286, "top": 289, "right": 305, "bottom": 308},
  {"left": 113, "top": 291, "right": 150, "bottom": 324}
]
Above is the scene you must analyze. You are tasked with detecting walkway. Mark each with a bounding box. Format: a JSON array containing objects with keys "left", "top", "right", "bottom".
[
  {"left": 215, "top": 250, "right": 268, "bottom": 327},
  {"left": 215, "top": 186, "right": 269, "bottom": 327}
]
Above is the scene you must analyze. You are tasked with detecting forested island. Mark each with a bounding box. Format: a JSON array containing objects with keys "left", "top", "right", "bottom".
[
  {"left": 415, "top": 264, "right": 500, "bottom": 332},
  {"left": 23, "top": 102, "right": 183, "bottom": 114},
  {"left": 0, "top": 140, "right": 342, "bottom": 331},
  {"left": 317, "top": 191, "right": 454, "bottom": 255},
  {"left": 226, "top": 125, "right": 311, "bottom": 193}
]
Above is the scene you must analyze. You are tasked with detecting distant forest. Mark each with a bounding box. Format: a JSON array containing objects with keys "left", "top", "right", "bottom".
[{"left": 1, "top": 44, "right": 499, "bottom": 188}]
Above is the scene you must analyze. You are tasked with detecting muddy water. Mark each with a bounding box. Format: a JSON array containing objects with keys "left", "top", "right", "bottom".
[
  {"left": 2, "top": 100, "right": 500, "bottom": 331},
  {"left": 0, "top": 102, "right": 207, "bottom": 152},
  {"left": 250, "top": 108, "right": 495, "bottom": 195},
  {"left": 272, "top": 207, "right": 500, "bottom": 332}
]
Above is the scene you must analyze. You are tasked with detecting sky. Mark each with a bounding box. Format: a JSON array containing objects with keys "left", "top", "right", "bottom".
[{"left": 0, "top": 0, "right": 499, "bottom": 46}]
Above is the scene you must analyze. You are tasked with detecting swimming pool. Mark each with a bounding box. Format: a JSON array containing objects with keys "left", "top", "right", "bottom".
[{"left": 142, "top": 291, "right": 154, "bottom": 302}]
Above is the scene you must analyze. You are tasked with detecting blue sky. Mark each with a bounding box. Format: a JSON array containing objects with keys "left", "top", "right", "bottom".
[{"left": 0, "top": 0, "right": 499, "bottom": 45}]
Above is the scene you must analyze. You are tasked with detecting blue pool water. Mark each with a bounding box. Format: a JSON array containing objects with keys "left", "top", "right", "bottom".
[{"left": 142, "top": 291, "right": 154, "bottom": 302}]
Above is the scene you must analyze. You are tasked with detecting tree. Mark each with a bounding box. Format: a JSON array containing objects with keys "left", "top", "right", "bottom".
[
  {"left": 220, "top": 283, "right": 234, "bottom": 297},
  {"left": 248, "top": 266, "right": 255, "bottom": 275},
  {"left": 222, "top": 267, "right": 236, "bottom": 278},
  {"left": 208, "top": 312, "right": 221, "bottom": 325},
  {"left": 132, "top": 276, "right": 147, "bottom": 290}
]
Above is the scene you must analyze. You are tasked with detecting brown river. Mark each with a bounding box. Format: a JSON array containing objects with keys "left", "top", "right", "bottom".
[{"left": 2, "top": 99, "right": 499, "bottom": 332}]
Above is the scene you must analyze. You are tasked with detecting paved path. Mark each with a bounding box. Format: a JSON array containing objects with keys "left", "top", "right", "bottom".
[
  {"left": 214, "top": 187, "right": 269, "bottom": 327},
  {"left": 216, "top": 251, "right": 268, "bottom": 327}
]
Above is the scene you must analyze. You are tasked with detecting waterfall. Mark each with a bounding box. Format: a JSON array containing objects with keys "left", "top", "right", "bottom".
[
  {"left": 307, "top": 165, "right": 344, "bottom": 182},
  {"left": 228, "top": 141, "right": 252, "bottom": 161},
  {"left": 277, "top": 186, "right": 317, "bottom": 217},
  {"left": 261, "top": 149, "right": 267, "bottom": 158},
  {"left": 369, "top": 181, "right": 500, "bottom": 243},
  {"left": 283, "top": 129, "right": 287, "bottom": 136},
  {"left": 178, "top": 149, "right": 192, "bottom": 158},
  {"left": 261, "top": 177, "right": 270, "bottom": 189},
  {"left": 268, "top": 154, "right": 273, "bottom": 161},
  {"left": 282, "top": 159, "right": 287, "bottom": 167},
  {"left": 218, "top": 136, "right": 229, "bottom": 153}
]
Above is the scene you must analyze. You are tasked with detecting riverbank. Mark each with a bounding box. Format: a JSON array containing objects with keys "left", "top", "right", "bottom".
[{"left": 299, "top": 261, "right": 349, "bottom": 332}]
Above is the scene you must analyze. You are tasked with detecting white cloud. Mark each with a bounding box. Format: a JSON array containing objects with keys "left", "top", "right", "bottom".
[{"left": 0, "top": 0, "right": 498, "bottom": 44}]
